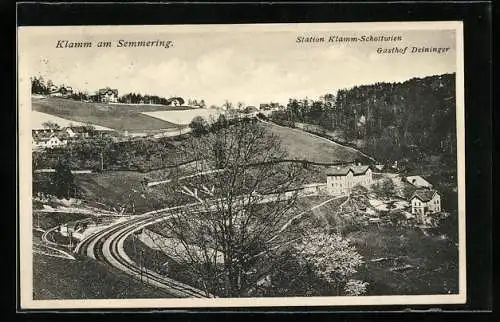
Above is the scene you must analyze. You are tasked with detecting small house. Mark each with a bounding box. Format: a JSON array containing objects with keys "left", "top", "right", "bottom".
[
  {"left": 410, "top": 189, "right": 441, "bottom": 215},
  {"left": 64, "top": 126, "right": 96, "bottom": 139},
  {"left": 50, "top": 85, "right": 73, "bottom": 98},
  {"left": 97, "top": 88, "right": 119, "bottom": 103},
  {"left": 33, "top": 135, "right": 66, "bottom": 149},
  {"left": 166, "top": 97, "right": 185, "bottom": 107}
]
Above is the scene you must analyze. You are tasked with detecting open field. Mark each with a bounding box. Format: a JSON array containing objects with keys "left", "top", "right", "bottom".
[
  {"left": 32, "top": 111, "right": 114, "bottom": 131},
  {"left": 32, "top": 97, "right": 190, "bottom": 131},
  {"left": 143, "top": 109, "right": 224, "bottom": 126},
  {"left": 33, "top": 253, "right": 174, "bottom": 299},
  {"left": 261, "top": 121, "right": 370, "bottom": 164}
]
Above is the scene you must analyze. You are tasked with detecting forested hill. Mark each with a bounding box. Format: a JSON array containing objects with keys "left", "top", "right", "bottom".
[
  {"left": 336, "top": 73, "right": 456, "bottom": 165},
  {"left": 272, "top": 73, "right": 457, "bottom": 168}
]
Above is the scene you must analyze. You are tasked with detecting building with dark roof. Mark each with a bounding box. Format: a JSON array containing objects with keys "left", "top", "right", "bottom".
[
  {"left": 410, "top": 189, "right": 441, "bottom": 215},
  {"left": 49, "top": 85, "right": 74, "bottom": 98},
  {"left": 325, "top": 164, "right": 373, "bottom": 195},
  {"left": 93, "top": 88, "right": 119, "bottom": 103}
]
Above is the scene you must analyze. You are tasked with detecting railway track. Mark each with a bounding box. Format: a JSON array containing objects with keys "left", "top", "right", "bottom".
[{"left": 74, "top": 213, "right": 211, "bottom": 298}]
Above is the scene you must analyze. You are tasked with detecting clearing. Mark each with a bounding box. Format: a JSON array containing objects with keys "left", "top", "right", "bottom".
[
  {"left": 142, "top": 109, "right": 224, "bottom": 126},
  {"left": 32, "top": 97, "right": 190, "bottom": 132}
]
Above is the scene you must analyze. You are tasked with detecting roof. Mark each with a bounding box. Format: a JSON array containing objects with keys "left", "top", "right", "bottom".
[
  {"left": 98, "top": 88, "right": 119, "bottom": 95},
  {"left": 34, "top": 135, "right": 61, "bottom": 143},
  {"left": 326, "top": 165, "right": 370, "bottom": 176},
  {"left": 410, "top": 189, "right": 439, "bottom": 202},
  {"left": 406, "top": 175, "right": 432, "bottom": 187},
  {"left": 66, "top": 126, "right": 95, "bottom": 133}
]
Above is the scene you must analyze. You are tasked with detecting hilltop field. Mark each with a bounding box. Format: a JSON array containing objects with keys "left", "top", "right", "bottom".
[{"left": 31, "top": 96, "right": 195, "bottom": 132}]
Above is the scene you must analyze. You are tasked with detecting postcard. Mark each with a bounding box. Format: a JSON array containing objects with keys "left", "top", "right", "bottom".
[{"left": 18, "top": 21, "right": 465, "bottom": 309}]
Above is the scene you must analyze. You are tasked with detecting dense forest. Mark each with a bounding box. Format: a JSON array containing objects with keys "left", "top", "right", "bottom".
[{"left": 270, "top": 74, "right": 457, "bottom": 169}]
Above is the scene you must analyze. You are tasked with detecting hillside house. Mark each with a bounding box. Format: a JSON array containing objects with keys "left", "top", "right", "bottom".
[
  {"left": 165, "top": 97, "right": 185, "bottom": 107},
  {"left": 32, "top": 135, "right": 66, "bottom": 149},
  {"left": 326, "top": 164, "right": 373, "bottom": 195},
  {"left": 63, "top": 126, "right": 97, "bottom": 139},
  {"left": 410, "top": 189, "right": 441, "bottom": 215},
  {"left": 32, "top": 128, "right": 58, "bottom": 136},
  {"left": 50, "top": 85, "right": 73, "bottom": 98},
  {"left": 406, "top": 175, "right": 433, "bottom": 189},
  {"left": 97, "top": 88, "right": 119, "bottom": 103}
]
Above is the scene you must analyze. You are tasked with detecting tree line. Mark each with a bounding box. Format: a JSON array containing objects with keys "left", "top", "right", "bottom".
[
  {"left": 31, "top": 75, "right": 206, "bottom": 107},
  {"left": 269, "top": 74, "right": 457, "bottom": 169}
]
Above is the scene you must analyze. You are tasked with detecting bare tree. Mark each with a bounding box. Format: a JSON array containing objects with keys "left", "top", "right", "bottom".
[{"left": 152, "top": 119, "right": 308, "bottom": 297}]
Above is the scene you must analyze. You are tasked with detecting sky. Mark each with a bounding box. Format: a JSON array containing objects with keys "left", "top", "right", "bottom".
[{"left": 19, "top": 23, "right": 458, "bottom": 107}]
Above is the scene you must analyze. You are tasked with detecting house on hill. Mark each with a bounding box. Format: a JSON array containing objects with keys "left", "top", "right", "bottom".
[
  {"left": 166, "top": 97, "right": 185, "bottom": 107},
  {"left": 326, "top": 164, "right": 373, "bottom": 195},
  {"left": 32, "top": 128, "right": 58, "bottom": 136},
  {"left": 50, "top": 85, "right": 73, "bottom": 98},
  {"left": 406, "top": 175, "right": 433, "bottom": 189},
  {"left": 95, "top": 88, "right": 119, "bottom": 103},
  {"left": 32, "top": 135, "right": 66, "bottom": 149},
  {"left": 410, "top": 189, "right": 441, "bottom": 215},
  {"left": 63, "top": 125, "right": 103, "bottom": 139}
]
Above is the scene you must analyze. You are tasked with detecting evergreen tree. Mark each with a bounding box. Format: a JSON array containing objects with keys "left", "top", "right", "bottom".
[{"left": 52, "top": 159, "right": 76, "bottom": 199}]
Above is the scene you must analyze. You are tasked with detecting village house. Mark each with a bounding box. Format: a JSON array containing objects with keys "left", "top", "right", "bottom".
[
  {"left": 32, "top": 135, "right": 67, "bottom": 149},
  {"left": 410, "top": 189, "right": 441, "bottom": 215},
  {"left": 95, "top": 88, "right": 119, "bottom": 103},
  {"left": 326, "top": 164, "right": 373, "bottom": 195},
  {"left": 406, "top": 175, "right": 433, "bottom": 189},
  {"left": 166, "top": 97, "right": 184, "bottom": 107},
  {"left": 63, "top": 126, "right": 96, "bottom": 139},
  {"left": 50, "top": 85, "right": 73, "bottom": 98},
  {"left": 32, "top": 128, "right": 57, "bottom": 136}
]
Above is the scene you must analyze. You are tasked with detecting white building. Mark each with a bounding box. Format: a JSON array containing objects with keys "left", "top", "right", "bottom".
[
  {"left": 33, "top": 135, "right": 66, "bottom": 149},
  {"left": 410, "top": 189, "right": 441, "bottom": 215},
  {"left": 326, "top": 165, "right": 373, "bottom": 195}
]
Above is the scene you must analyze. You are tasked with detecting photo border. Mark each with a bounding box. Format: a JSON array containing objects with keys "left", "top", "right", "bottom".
[{"left": 14, "top": 1, "right": 492, "bottom": 315}]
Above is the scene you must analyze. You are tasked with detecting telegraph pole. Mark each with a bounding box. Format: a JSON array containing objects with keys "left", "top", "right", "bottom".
[
  {"left": 140, "top": 250, "right": 144, "bottom": 283},
  {"left": 68, "top": 229, "right": 73, "bottom": 249}
]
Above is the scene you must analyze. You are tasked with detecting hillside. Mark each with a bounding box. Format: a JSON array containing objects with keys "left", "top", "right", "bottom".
[
  {"left": 33, "top": 253, "right": 173, "bottom": 299},
  {"left": 271, "top": 73, "right": 457, "bottom": 169},
  {"left": 261, "top": 120, "right": 371, "bottom": 164},
  {"left": 31, "top": 96, "right": 195, "bottom": 132},
  {"left": 335, "top": 74, "right": 457, "bottom": 165}
]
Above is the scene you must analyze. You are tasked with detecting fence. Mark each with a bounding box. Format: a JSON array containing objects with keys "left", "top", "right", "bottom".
[{"left": 34, "top": 169, "right": 93, "bottom": 174}]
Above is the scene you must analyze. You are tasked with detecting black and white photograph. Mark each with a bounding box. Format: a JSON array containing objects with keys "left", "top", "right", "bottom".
[{"left": 18, "top": 22, "right": 466, "bottom": 309}]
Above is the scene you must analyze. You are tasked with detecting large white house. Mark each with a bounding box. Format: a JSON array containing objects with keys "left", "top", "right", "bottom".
[
  {"left": 410, "top": 189, "right": 441, "bottom": 215},
  {"left": 326, "top": 165, "right": 373, "bottom": 195}
]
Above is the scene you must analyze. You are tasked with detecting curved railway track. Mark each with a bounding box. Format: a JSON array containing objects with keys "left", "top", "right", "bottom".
[
  {"left": 73, "top": 213, "right": 211, "bottom": 298},
  {"left": 71, "top": 191, "right": 299, "bottom": 298}
]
